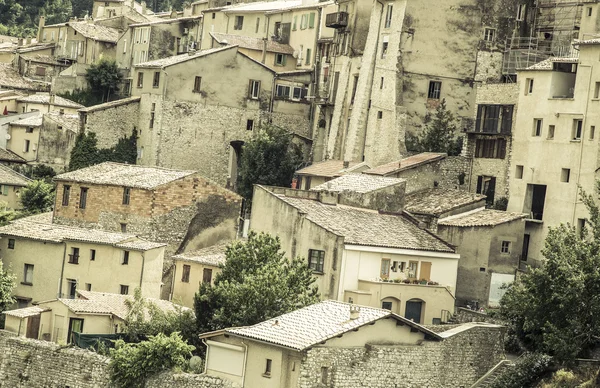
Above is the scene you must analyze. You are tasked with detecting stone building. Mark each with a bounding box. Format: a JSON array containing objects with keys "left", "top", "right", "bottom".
[
  {"left": 294, "top": 159, "right": 369, "bottom": 190},
  {"left": 170, "top": 242, "right": 227, "bottom": 307},
  {"left": 131, "top": 45, "right": 312, "bottom": 186},
  {"left": 3, "top": 289, "right": 189, "bottom": 344},
  {"left": 201, "top": 300, "right": 505, "bottom": 388},
  {"left": 78, "top": 97, "right": 141, "bottom": 149},
  {"left": 53, "top": 162, "right": 242, "bottom": 257},
  {"left": 437, "top": 208, "right": 526, "bottom": 308},
  {"left": 0, "top": 213, "right": 166, "bottom": 307},
  {"left": 251, "top": 177, "right": 460, "bottom": 325},
  {"left": 36, "top": 112, "right": 79, "bottom": 172}
]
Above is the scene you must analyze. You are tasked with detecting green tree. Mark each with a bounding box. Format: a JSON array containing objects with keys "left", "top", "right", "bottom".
[
  {"left": 195, "top": 232, "right": 319, "bottom": 335},
  {"left": 237, "top": 125, "right": 304, "bottom": 200},
  {"left": 85, "top": 59, "right": 123, "bottom": 102},
  {"left": 499, "top": 184, "right": 600, "bottom": 363},
  {"left": 0, "top": 261, "right": 16, "bottom": 312},
  {"left": 20, "top": 180, "right": 54, "bottom": 214},
  {"left": 409, "top": 99, "right": 463, "bottom": 156},
  {"left": 69, "top": 131, "right": 137, "bottom": 171},
  {"left": 109, "top": 332, "right": 194, "bottom": 388}
]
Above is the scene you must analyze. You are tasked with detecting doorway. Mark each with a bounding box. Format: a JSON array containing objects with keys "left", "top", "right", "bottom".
[
  {"left": 26, "top": 314, "right": 41, "bottom": 339},
  {"left": 405, "top": 300, "right": 423, "bottom": 323},
  {"left": 67, "top": 318, "right": 84, "bottom": 344}
]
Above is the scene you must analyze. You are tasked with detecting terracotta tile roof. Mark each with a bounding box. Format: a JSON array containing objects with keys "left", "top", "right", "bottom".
[
  {"left": 78, "top": 96, "right": 140, "bottom": 113},
  {"left": 0, "top": 218, "right": 165, "bottom": 249},
  {"left": 0, "top": 63, "right": 49, "bottom": 92},
  {"left": 404, "top": 188, "right": 486, "bottom": 217},
  {"left": 0, "top": 148, "right": 26, "bottom": 164},
  {"left": 135, "top": 46, "right": 235, "bottom": 68},
  {"left": 364, "top": 152, "right": 446, "bottom": 176},
  {"left": 76, "top": 290, "right": 191, "bottom": 320},
  {"left": 54, "top": 162, "right": 196, "bottom": 189},
  {"left": 0, "top": 164, "right": 31, "bottom": 187},
  {"left": 17, "top": 94, "right": 84, "bottom": 109},
  {"left": 3, "top": 305, "right": 51, "bottom": 318},
  {"left": 68, "top": 22, "right": 120, "bottom": 43},
  {"left": 272, "top": 191, "right": 455, "bottom": 252},
  {"left": 59, "top": 298, "right": 114, "bottom": 316},
  {"left": 310, "top": 174, "right": 405, "bottom": 194},
  {"left": 202, "top": 300, "right": 441, "bottom": 350},
  {"left": 211, "top": 32, "right": 294, "bottom": 55},
  {"left": 19, "top": 54, "right": 66, "bottom": 66},
  {"left": 523, "top": 57, "right": 578, "bottom": 71},
  {"left": 296, "top": 160, "right": 361, "bottom": 178},
  {"left": 172, "top": 242, "right": 229, "bottom": 266},
  {"left": 222, "top": 0, "right": 303, "bottom": 13},
  {"left": 438, "top": 208, "right": 527, "bottom": 227},
  {"left": 9, "top": 115, "right": 43, "bottom": 127}
]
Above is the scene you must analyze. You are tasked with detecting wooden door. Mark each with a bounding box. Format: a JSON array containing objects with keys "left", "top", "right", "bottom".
[
  {"left": 420, "top": 262, "right": 432, "bottom": 281},
  {"left": 26, "top": 314, "right": 40, "bottom": 339},
  {"left": 405, "top": 300, "right": 423, "bottom": 324}
]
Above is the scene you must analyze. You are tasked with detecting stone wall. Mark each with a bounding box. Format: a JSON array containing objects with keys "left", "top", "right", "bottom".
[
  {"left": 0, "top": 330, "right": 236, "bottom": 388},
  {"left": 453, "top": 307, "right": 508, "bottom": 325},
  {"left": 298, "top": 325, "right": 505, "bottom": 388},
  {"left": 80, "top": 97, "right": 141, "bottom": 149},
  {"left": 439, "top": 156, "right": 471, "bottom": 190}
]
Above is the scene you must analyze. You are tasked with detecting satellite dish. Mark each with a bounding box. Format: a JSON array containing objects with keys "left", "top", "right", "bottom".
[{"left": 5, "top": 134, "right": 11, "bottom": 140}]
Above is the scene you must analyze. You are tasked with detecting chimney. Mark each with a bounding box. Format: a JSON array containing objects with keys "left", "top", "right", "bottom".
[
  {"left": 141, "top": 1, "right": 147, "bottom": 15},
  {"left": 343, "top": 161, "right": 349, "bottom": 169},
  {"left": 37, "top": 16, "right": 46, "bottom": 42},
  {"left": 49, "top": 93, "right": 56, "bottom": 104},
  {"left": 349, "top": 305, "right": 360, "bottom": 320}
]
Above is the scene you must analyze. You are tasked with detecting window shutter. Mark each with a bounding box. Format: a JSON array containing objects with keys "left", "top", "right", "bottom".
[
  {"left": 248, "top": 80, "right": 253, "bottom": 98},
  {"left": 282, "top": 54, "right": 287, "bottom": 66},
  {"left": 498, "top": 139, "right": 507, "bottom": 159},
  {"left": 476, "top": 176, "right": 483, "bottom": 194},
  {"left": 309, "top": 13, "right": 315, "bottom": 28},
  {"left": 3, "top": 185, "right": 8, "bottom": 196}
]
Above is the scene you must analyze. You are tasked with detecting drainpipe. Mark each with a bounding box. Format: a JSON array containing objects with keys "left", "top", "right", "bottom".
[
  {"left": 269, "top": 73, "right": 278, "bottom": 115},
  {"left": 573, "top": 63, "right": 593, "bottom": 225},
  {"left": 139, "top": 251, "right": 146, "bottom": 291},
  {"left": 170, "top": 260, "right": 177, "bottom": 301},
  {"left": 58, "top": 243, "right": 68, "bottom": 298}
]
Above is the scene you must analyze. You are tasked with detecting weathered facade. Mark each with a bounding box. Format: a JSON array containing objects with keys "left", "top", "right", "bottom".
[{"left": 79, "top": 96, "right": 141, "bottom": 149}]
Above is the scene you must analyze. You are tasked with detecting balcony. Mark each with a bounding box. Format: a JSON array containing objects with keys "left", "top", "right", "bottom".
[{"left": 326, "top": 12, "right": 349, "bottom": 29}]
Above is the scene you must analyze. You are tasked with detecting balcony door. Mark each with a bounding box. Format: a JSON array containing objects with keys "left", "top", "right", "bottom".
[
  {"left": 405, "top": 299, "right": 423, "bottom": 324},
  {"left": 420, "top": 262, "right": 432, "bottom": 282}
]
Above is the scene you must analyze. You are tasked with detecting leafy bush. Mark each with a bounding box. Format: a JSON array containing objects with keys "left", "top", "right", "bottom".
[
  {"left": 490, "top": 353, "right": 551, "bottom": 388},
  {"left": 109, "top": 332, "right": 194, "bottom": 388},
  {"left": 69, "top": 131, "right": 137, "bottom": 171},
  {"left": 20, "top": 180, "right": 55, "bottom": 214}
]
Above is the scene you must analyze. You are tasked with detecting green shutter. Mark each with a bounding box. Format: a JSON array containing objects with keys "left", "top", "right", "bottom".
[
  {"left": 282, "top": 54, "right": 287, "bottom": 66},
  {"left": 293, "top": 16, "right": 297, "bottom": 30},
  {"left": 309, "top": 13, "right": 315, "bottom": 28},
  {"left": 2, "top": 185, "right": 8, "bottom": 196}
]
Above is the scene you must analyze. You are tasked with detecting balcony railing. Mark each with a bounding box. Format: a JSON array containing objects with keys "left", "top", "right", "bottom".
[{"left": 326, "top": 12, "right": 349, "bottom": 29}]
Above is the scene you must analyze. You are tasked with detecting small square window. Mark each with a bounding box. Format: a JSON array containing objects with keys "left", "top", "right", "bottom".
[
  {"left": 123, "top": 187, "right": 131, "bottom": 205},
  {"left": 26, "top": 127, "right": 34, "bottom": 133},
  {"left": 275, "top": 53, "right": 286, "bottom": 66},
  {"left": 308, "top": 249, "right": 325, "bottom": 273},
  {"left": 193, "top": 76, "right": 202, "bottom": 93},
  {"left": 548, "top": 125, "right": 555, "bottom": 139},
  {"left": 516, "top": 165, "right": 524, "bottom": 179},
  {"left": 381, "top": 301, "right": 392, "bottom": 310},
  {"left": 594, "top": 82, "right": 600, "bottom": 99},
  {"left": 79, "top": 187, "right": 88, "bottom": 209},
  {"left": 90, "top": 249, "right": 96, "bottom": 261},
  {"left": 264, "top": 359, "right": 272, "bottom": 376},
  {"left": 120, "top": 285, "right": 129, "bottom": 295},
  {"left": 246, "top": 119, "right": 254, "bottom": 131},
  {"left": 483, "top": 27, "right": 495, "bottom": 42},
  {"left": 591, "top": 126, "right": 596, "bottom": 140},
  {"left": 573, "top": 119, "right": 583, "bottom": 140},
  {"left": 561, "top": 168, "right": 571, "bottom": 183},
  {"left": 377, "top": 111, "right": 383, "bottom": 119},
  {"left": 428, "top": 81, "right": 441, "bottom": 99},
  {"left": 479, "top": 267, "right": 486, "bottom": 272},
  {"left": 182, "top": 264, "right": 191, "bottom": 283},
  {"left": 122, "top": 251, "right": 130, "bottom": 265},
  {"left": 501, "top": 241, "right": 511, "bottom": 254},
  {"left": 120, "top": 223, "right": 127, "bottom": 233},
  {"left": 525, "top": 78, "right": 534, "bottom": 95},
  {"left": 8, "top": 239, "right": 15, "bottom": 249},
  {"left": 86, "top": 283, "right": 92, "bottom": 291},
  {"left": 533, "top": 119, "right": 542, "bottom": 136}
]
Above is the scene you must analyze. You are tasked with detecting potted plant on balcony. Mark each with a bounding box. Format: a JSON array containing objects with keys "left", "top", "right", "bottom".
[
  {"left": 402, "top": 279, "right": 411, "bottom": 284},
  {"left": 419, "top": 279, "right": 428, "bottom": 285},
  {"left": 427, "top": 281, "right": 439, "bottom": 286}
]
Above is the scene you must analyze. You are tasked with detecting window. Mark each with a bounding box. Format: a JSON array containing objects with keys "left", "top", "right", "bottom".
[
  {"left": 137, "top": 72, "right": 143, "bottom": 88},
  {"left": 293, "top": 16, "right": 297, "bottom": 30},
  {"left": 79, "top": 187, "right": 88, "bottom": 209},
  {"left": 305, "top": 48, "right": 311, "bottom": 65},
  {"left": 480, "top": 267, "right": 486, "bottom": 272},
  {"left": 122, "top": 251, "right": 130, "bottom": 265},
  {"left": 62, "top": 185, "right": 70, "bottom": 206},
  {"left": 212, "top": 12, "right": 215, "bottom": 19},
  {"left": 123, "top": 187, "right": 131, "bottom": 205},
  {"left": 275, "top": 53, "right": 286, "bottom": 66},
  {"left": 179, "top": 264, "right": 191, "bottom": 283},
  {"left": 381, "top": 301, "right": 393, "bottom": 310},
  {"left": 476, "top": 176, "right": 496, "bottom": 205},
  {"left": 321, "top": 367, "right": 328, "bottom": 384},
  {"left": 350, "top": 75, "right": 358, "bottom": 104},
  {"left": 300, "top": 14, "right": 308, "bottom": 29},
  {"left": 380, "top": 258, "right": 391, "bottom": 279},
  {"left": 85, "top": 283, "right": 92, "bottom": 291},
  {"left": 24, "top": 140, "right": 30, "bottom": 153},
  {"left": 152, "top": 71, "right": 160, "bottom": 88},
  {"left": 309, "top": 12, "right": 315, "bottom": 28},
  {"left": 120, "top": 285, "right": 129, "bottom": 295},
  {"left": 25, "top": 127, "right": 34, "bottom": 134},
  {"left": 501, "top": 241, "right": 511, "bottom": 254},
  {"left": 120, "top": 223, "right": 127, "bottom": 233},
  {"left": 524, "top": 184, "right": 547, "bottom": 221},
  {"left": 308, "top": 249, "right": 325, "bottom": 272},
  {"left": 23, "top": 264, "right": 33, "bottom": 284},
  {"left": 69, "top": 247, "right": 80, "bottom": 264},
  {"left": 264, "top": 359, "right": 272, "bottom": 376},
  {"left": 591, "top": 126, "right": 596, "bottom": 140},
  {"left": 203, "top": 268, "right": 213, "bottom": 284},
  {"left": 385, "top": 4, "right": 393, "bottom": 28},
  {"left": 247, "top": 119, "right": 254, "bottom": 131},
  {"left": 573, "top": 119, "right": 583, "bottom": 140},
  {"left": 380, "top": 77, "right": 384, "bottom": 89},
  {"left": 548, "top": 125, "right": 555, "bottom": 139},
  {"left": 256, "top": 17, "right": 260, "bottom": 33},
  {"left": 193, "top": 76, "right": 202, "bottom": 93},
  {"left": 561, "top": 168, "right": 571, "bottom": 183},
  {"left": 428, "top": 81, "right": 441, "bottom": 99},
  {"left": 595, "top": 82, "right": 600, "bottom": 99},
  {"left": 0, "top": 185, "right": 7, "bottom": 196},
  {"left": 67, "top": 279, "right": 77, "bottom": 299},
  {"left": 588, "top": 7, "right": 593, "bottom": 16},
  {"left": 533, "top": 119, "right": 542, "bottom": 136},
  {"left": 8, "top": 239, "right": 14, "bottom": 249},
  {"left": 234, "top": 15, "right": 244, "bottom": 30},
  {"left": 516, "top": 165, "right": 524, "bottom": 179},
  {"left": 377, "top": 111, "right": 383, "bottom": 119},
  {"left": 474, "top": 139, "right": 506, "bottom": 159},
  {"left": 276, "top": 84, "right": 291, "bottom": 98},
  {"left": 381, "top": 37, "right": 388, "bottom": 58},
  {"left": 90, "top": 249, "right": 96, "bottom": 261},
  {"left": 517, "top": 4, "right": 526, "bottom": 21},
  {"left": 150, "top": 112, "right": 155, "bottom": 129},
  {"left": 483, "top": 27, "right": 495, "bottom": 42},
  {"left": 249, "top": 80, "right": 260, "bottom": 99},
  {"left": 525, "top": 78, "right": 533, "bottom": 95}
]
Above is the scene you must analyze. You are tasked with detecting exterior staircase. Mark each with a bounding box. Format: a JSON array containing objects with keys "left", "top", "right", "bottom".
[{"left": 471, "top": 359, "right": 514, "bottom": 388}]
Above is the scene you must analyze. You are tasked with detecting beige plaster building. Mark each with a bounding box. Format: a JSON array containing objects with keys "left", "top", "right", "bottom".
[
  {"left": 3, "top": 289, "right": 189, "bottom": 344},
  {"left": 170, "top": 242, "right": 227, "bottom": 307},
  {"left": 251, "top": 177, "right": 460, "bottom": 325},
  {"left": 0, "top": 214, "right": 166, "bottom": 308},
  {"left": 54, "top": 21, "right": 119, "bottom": 65},
  {"left": 294, "top": 159, "right": 368, "bottom": 190},
  {"left": 437, "top": 208, "right": 527, "bottom": 308},
  {"left": 201, "top": 300, "right": 505, "bottom": 388},
  {"left": 6, "top": 114, "right": 42, "bottom": 163},
  {"left": 16, "top": 94, "right": 84, "bottom": 115},
  {"left": 0, "top": 164, "right": 30, "bottom": 209}
]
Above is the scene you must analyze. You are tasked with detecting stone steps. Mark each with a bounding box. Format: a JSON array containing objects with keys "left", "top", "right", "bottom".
[{"left": 471, "top": 359, "right": 513, "bottom": 388}]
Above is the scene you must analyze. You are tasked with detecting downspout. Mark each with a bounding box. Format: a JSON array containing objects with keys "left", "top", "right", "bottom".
[
  {"left": 573, "top": 62, "right": 592, "bottom": 225},
  {"left": 270, "top": 73, "right": 278, "bottom": 115},
  {"left": 58, "top": 243, "right": 68, "bottom": 298},
  {"left": 263, "top": 14, "right": 271, "bottom": 64},
  {"left": 139, "top": 250, "right": 146, "bottom": 291},
  {"left": 170, "top": 259, "right": 177, "bottom": 301}
]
